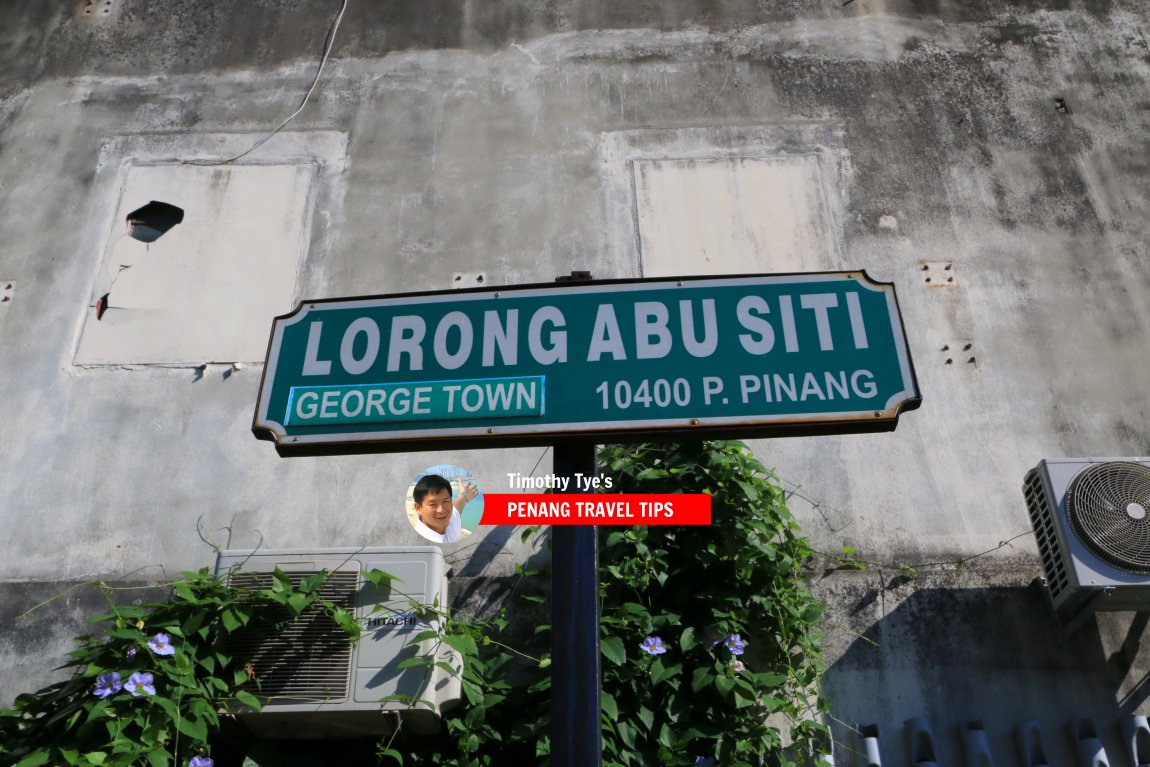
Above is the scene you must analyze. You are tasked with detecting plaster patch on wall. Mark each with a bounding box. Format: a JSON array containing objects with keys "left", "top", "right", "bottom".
[
  {"left": 73, "top": 131, "right": 347, "bottom": 368},
  {"left": 75, "top": 163, "right": 313, "bottom": 365},
  {"left": 633, "top": 156, "right": 837, "bottom": 277},
  {"left": 452, "top": 272, "right": 487, "bottom": 288},
  {"left": 79, "top": 0, "right": 118, "bottom": 21},
  {"left": 600, "top": 124, "right": 850, "bottom": 279},
  {"left": 921, "top": 260, "right": 957, "bottom": 287}
]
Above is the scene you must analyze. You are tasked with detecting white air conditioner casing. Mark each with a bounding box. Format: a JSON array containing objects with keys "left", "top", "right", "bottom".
[
  {"left": 1023, "top": 459, "right": 1150, "bottom": 624},
  {"left": 214, "top": 547, "right": 460, "bottom": 738}
]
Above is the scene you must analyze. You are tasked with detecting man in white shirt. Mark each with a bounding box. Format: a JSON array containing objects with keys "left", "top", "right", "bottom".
[{"left": 411, "top": 474, "right": 477, "bottom": 544}]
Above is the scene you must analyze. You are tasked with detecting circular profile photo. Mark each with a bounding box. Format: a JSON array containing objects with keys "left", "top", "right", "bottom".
[{"left": 405, "top": 464, "right": 483, "bottom": 544}]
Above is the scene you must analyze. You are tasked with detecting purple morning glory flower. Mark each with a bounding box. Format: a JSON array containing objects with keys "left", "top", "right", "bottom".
[
  {"left": 92, "top": 671, "right": 122, "bottom": 698},
  {"left": 124, "top": 671, "right": 156, "bottom": 697},
  {"left": 147, "top": 632, "right": 175, "bottom": 656},
  {"left": 189, "top": 757, "right": 214, "bottom": 767},
  {"left": 639, "top": 636, "right": 667, "bottom": 655},
  {"left": 695, "top": 758, "right": 716, "bottom": 767},
  {"left": 725, "top": 634, "right": 747, "bottom": 656}
]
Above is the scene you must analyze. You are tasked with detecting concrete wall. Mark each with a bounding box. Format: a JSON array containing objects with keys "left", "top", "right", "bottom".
[{"left": 2, "top": 0, "right": 1149, "bottom": 763}]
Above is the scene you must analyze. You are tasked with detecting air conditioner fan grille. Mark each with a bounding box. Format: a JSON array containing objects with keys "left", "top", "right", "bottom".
[
  {"left": 1067, "top": 462, "right": 1150, "bottom": 574},
  {"left": 1023, "top": 469, "right": 1069, "bottom": 599},
  {"left": 222, "top": 570, "right": 357, "bottom": 700}
]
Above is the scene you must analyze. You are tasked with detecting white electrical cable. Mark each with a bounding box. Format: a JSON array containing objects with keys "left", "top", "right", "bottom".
[{"left": 183, "top": 0, "right": 349, "bottom": 166}]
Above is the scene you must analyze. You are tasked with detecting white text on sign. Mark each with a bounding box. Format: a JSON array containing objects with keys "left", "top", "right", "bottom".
[{"left": 300, "top": 293, "right": 871, "bottom": 376}]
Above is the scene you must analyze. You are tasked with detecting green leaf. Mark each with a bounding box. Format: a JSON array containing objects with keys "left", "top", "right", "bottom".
[
  {"left": 84, "top": 753, "right": 107, "bottom": 766},
  {"left": 145, "top": 748, "right": 171, "bottom": 767},
  {"left": 733, "top": 687, "right": 755, "bottom": 708},
  {"left": 286, "top": 592, "right": 310, "bottom": 615},
  {"left": 176, "top": 713, "right": 209, "bottom": 742},
  {"left": 220, "top": 609, "right": 242, "bottom": 632},
  {"left": 396, "top": 656, "right": 432, "bottom": 670},
  {"left": 761, "top": 694, "right": 786, "bottom": 712},
  {"left": 232, "top": 690, "right": 262, "bottom": 711},
  {"left": 330, "top": 609, "right": 361, "bottom": 638},
  {"left": 443, "top": 633, "right": 479, "bottom": 656},
  {"left": 300, "top": 571, "right": 329, "bottom": 593},
  {"left": 362, "top": 569, "right": 397, "bottom": 587},
  {"left": 734, "top": 479, "right": 761, "bottom": 501},
  {"left": 13, "top": 751, "right": 51, "bottom": 767},
  {"left": 679, "top": 626, "right": 698, "bottom": 652},
  {"left": 271, "top": 568, "right": 291, "bottom": 594},
  {"left": 183, "top": 610, "right": 206, "bottom": 635},
  {"left": 650, "top": 662, "right": 681, "bottom": 686},
  {"left": 714, "top": 674, "right": 735, "bottom": 696},
  {"left": 600, "top": 690, "right": 618, "bottom": 720},
  {"left": 691, "top": 666, "right": 712, "bottom": 693},
  {"left": 379, "top": 748, "right": 404, "bottom": 764},
  {"left": 600, "top": 636, "right": 626, "bottom": 666},
  {"left": 617, "top": 721, "right": 638, "bottom": 749},
  {"left": 152, "top": 694, "right": 181, "bottom": 722},
  {"left": 754, "top": 672, "right": 788, "bottom": 688},
  {"left": 108, "top": 627, "right": 144, "bottom": 640},
  {"left": 172, "top": 581, "right": 197, "bottom": 603}
]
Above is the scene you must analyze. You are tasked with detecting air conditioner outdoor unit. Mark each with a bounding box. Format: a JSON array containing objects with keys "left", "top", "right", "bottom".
[
  {"left": 1023, "top": 459, "right": 1150, "bottom": 626},
  {"left": 214, "top": 547, "right": 460, "bottom": 739}
]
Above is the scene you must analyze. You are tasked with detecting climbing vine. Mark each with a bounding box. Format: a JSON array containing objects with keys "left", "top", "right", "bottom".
[
  {"left": 0, "top": 568, "right": 368, "bottom": 767},
  {"left": 1, "top": 440, "right": 827, "bottom": 767},
  {"left": 383, "top": 440, "right": 828, "bottom": 767},
  {"left": 593, "top": 441, "right": 827, "bottom": 766}
]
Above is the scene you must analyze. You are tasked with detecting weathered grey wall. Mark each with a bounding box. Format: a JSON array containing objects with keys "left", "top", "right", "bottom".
[{"left": 2, "top": 0, "right": 1149, "bottom": 763}]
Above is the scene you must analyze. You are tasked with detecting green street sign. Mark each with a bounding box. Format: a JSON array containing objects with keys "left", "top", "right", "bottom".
[{"left": 253, "top": 273, "right": 921, "bottom": 454}]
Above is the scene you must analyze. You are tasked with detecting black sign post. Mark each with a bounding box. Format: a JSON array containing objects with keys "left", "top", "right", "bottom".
[
  {"left": 550, "top": 442, "right": 601, "bottom": 767},
  {"left": 548, "top": 271, "right": 602, "bottom": 766}
]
